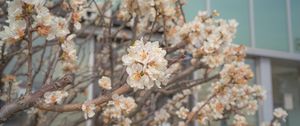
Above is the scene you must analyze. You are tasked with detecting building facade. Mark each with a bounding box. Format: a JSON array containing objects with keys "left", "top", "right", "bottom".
[{"left": 184, "top": 0, "right": 300, "bottom": 126}]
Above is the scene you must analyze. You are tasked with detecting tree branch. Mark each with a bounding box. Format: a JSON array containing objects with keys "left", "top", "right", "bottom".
[
  {"left": 37, "top": 84, "right": 131, "bottom": 112},
  {"left": 0, "top": 74, "right": 75, "bottom": 123}
]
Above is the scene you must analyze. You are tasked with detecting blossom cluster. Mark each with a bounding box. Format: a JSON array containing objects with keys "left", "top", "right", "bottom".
[
  {"left": 0, "top": 0, "right": 27, "bottom": 43},
  {"left": 82, "top": 103, "right": 96, "bottom": 119},
  {"left": 273, "top": 107, "right": 288, "bottom": 126},
  {"left": 61, "top": 34, "right": 78, "bottom": 72},
  {"left": 232, "top": 114, "right": 247, "bottom": 126},
  {"left": 152, "top": 89, "right": 192, "bottom": 125},
  {"left": 167, "top": 11, "right": 242, "bottom": 68},
  {"left": 43, "top": 90, "right": 69, "bottom": 104},
  {"left": 176, "top": 107, "right": 189, "bottom": 119},
  {"left": 0, "top": 0, "right": 71, "bottom": 42},
  {"left": 220, "top": 62, "right": 254, "bottom": 85},
  {"left": 154, "top": 109, "right": 170, "bottom": 125},
  {"left": 273, "top": 107, "right": 288, "bottom": 120},
  {"left": 162, "top": 11, "right": 266, "bottom": 125},
  {"left": 102, "top": 94, "right": 137, "bottom": 125},
  {"left": 117, "top": 0, "right": 186, "bottom": 35},
  {"left": 190, "top": 63, "right": 265, "bottom": 125},
  {"left": 260, "top": 108, "right": 288, "bottom": 126},
  {"left": 0, "top": 0, "right": 89, "bottom": 72},
  {"left": 122, "top": 38, "right": 170, "bottom": 89},
  {"left": 33, "top": 5, "right": 70, "bottom": 40}
]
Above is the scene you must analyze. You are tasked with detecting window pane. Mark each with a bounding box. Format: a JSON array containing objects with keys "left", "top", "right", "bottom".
[
  {"left": 211, "top": 0, "right": 250, "bottom": 46},
  {"left": 183, "top": 0, "right": 206, "bottom": 21},
  {"left": 272, "top": 60, "right": 300, "bottom": 126},
  {"left": 254, "top": 0, "right": 289, "bottom": 51},
  {"left": 291, "top": 0, "right": 300, "bottom": 53}
]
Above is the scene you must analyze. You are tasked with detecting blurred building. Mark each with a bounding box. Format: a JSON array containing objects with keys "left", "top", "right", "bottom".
[{"left": 184, "top": 0, "right": 300, "bottom": 126}]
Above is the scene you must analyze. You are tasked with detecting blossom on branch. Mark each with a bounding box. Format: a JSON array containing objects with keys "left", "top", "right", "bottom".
[
  {"left": 102, "top": 94, "right": 136, "bottom": 125},
  {"left": 176, "top": 107, "right": 189, "bottom": 119},
  {"left": 43, "top": 91, "right": 69, "bottom": 104},
  {"left": 61, "top": 34, "right": 78, "bottom": 72},
  {"left": 0, "top": 0, "right": 25, "bottom": 43},
  {"left": 233, "top": 115, "right": 247, "bottom": 126},
  {"left": 98, "top": 76, "right": 112, "bottom": 90},
  {"left": 273, "top": 108, "right": 288, "bottom": 121},
  {"left": 154, "top": 109, "right": 170, "bottom": 125},
  {"left": 122, "top": 38, "right": 169, "bottom": 89},
  {"left": 108, "top": 94, "right": 137, "bottom": 113},
  {"left": 82, "top": 103, "right": 96, "bottom": 119}
]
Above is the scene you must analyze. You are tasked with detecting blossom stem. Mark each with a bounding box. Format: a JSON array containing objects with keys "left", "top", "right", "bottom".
[{"left": 25, "top": 17, "right": 33, "bottom": 94}]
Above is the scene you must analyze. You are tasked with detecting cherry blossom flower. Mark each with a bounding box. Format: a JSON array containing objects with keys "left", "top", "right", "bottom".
[
  {"left": 33, "top": 5, "right": 54, "bottom": 39},
  {"left": 53, "top": 17, "right": 70, "bottom": 38},
  {"left": 109, "top": 94, "right": 137, "bottom": 113},
  {"left": 6, "top": 0, "right": 23, "bottom": 21},
  {"left": 61, "top": 34, "right": 78, "bottom": 72},
  {"left": 176, "top": 107, "right": 189, "bottom": 119},
  {"left": 201, "top": 54, "right": 224, "bottom": 68},
  {"left": 154, "top": 109, "right": 170, "bottom": 125},
  {"left": 82, "top": 103, "right": 96, "bottom": 119},
  {"left": 103, "top": 107, "right": 122, "bottom": 121},
  {"left": 71, "top": 12, "right": 82, "bottom": 30},
  {"left": 98, "top": 76, "right": 112, "bottom": 90},
  {"left": 0, "top": 20, "right": 26, "bottom": 43},
  {"left": 273, "top": 108, "right": 288, "bottom": 121},
  {"left": 44, "top": 91, "right": 69, "bottom": 104}
]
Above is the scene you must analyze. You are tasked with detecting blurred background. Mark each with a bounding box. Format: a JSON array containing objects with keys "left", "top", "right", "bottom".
[{"left": 185, "top": 0, "right": 300, "bottom": 126}]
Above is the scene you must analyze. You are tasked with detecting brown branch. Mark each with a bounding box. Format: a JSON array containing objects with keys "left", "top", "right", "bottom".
[
  {"left": 37, "top": 84, "right": 131, "bottom": 112},
  {"left": 148, "top": 5, "right": 159, "bottom": 41},
  {"left": 32, "top": 40, "right": 48, "bottom": 81},
  {"left": 0, "top": 74, "right": 75, "bottom": 123},
  {"left": 25, "top": 18, "right": 34, "bottom": 94},
  {"left": 165, "top": 41, "right": 187, "bottom": 53},
  {"left": 176, "top": 0, "right": 186, "bottom": 23},
  {"left": 167, "top": 62, "right": 204, "bottom": 85},
  {"left": 185, "top": 81, "right": 232, "bottom": 124},
  {"left": 127, "top": 88, "right": 154, "bottom": 117},
  {"left": 160, "top": 74, "right": 220, "bottom": 95},
  {"left": 185, "top": 93, "right": 217, "bottom": 124}
]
